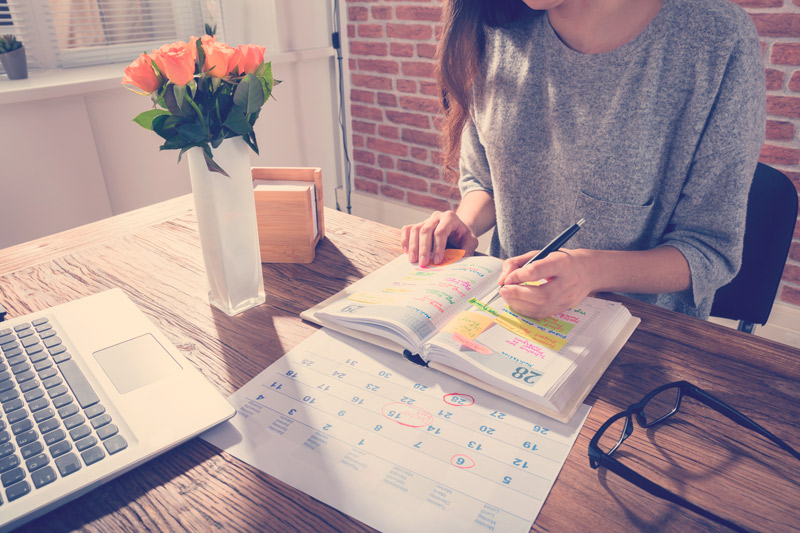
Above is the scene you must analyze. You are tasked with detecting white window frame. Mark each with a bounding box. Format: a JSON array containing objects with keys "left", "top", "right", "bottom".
[{"left": 2, "top": 0, "right": 222, "bottom": 72}]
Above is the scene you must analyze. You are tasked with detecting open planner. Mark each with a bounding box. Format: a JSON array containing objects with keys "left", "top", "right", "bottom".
[{"left": 301, "top": 252, "right": 640, "bottom": 423}]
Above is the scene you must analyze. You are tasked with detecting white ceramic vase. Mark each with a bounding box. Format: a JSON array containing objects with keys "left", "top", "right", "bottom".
[{"left": 187, "top": 137, "right": 265, "bottom": 316}]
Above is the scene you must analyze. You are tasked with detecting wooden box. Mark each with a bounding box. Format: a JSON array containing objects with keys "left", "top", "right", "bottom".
[{"left": 252, "top": 167, "right": 325, "bottom": 263}]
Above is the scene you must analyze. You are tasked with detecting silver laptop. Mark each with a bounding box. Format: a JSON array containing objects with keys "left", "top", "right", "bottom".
[{"left": 0, "top": 288, "right": 235, "bottom": 531}]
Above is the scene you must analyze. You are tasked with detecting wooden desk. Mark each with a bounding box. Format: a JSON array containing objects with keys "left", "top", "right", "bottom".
[{"left": 2, "top": 195, "right": 799, "bottom": 532}]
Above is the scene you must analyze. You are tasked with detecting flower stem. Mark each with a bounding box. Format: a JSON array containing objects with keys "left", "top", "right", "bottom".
[{"left": 186, "top": 96, "right": 208, "bottom": 136}]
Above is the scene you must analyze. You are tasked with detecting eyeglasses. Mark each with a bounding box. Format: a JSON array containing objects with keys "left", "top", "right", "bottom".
[{"left": 588, "top": 381, "right": 800, "bottom": 532}]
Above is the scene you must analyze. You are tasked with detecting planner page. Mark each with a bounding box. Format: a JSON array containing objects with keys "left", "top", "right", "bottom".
[{"left": 202, "top": 329, "right": 589, "bottom": 533}]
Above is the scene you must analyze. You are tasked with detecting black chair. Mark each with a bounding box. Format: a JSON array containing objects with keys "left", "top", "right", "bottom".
[{"left": 710, "top": 163, "right": 798, "bottom": 333}]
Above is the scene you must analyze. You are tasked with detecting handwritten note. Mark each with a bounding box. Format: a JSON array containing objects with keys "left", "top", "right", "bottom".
[{"left": 202, "top": 329, "right": 589, "bottom": 533}]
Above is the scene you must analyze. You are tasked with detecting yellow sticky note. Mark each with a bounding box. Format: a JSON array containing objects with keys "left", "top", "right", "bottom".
[
  {"left": 441, "top": 311, "right": 495, "bottom": 340},
  {"left": 494, "top": 314, "right": 568, "bottom": 351}
]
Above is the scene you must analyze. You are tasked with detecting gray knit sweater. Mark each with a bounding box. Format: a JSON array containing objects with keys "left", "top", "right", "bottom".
[{"left": 459, "top": 0, "right": 765, "bottom": 318}]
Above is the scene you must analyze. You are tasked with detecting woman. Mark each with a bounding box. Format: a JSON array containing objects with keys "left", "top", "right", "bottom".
[{"left": 401, "top": 0, "right": 765, "bottom": 319}]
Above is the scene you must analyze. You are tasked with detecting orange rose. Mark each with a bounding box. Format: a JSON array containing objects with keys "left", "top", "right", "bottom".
[
  {"left": 152, "top": 41, "right": 195, "bottom": 86},
  {"left": 236, "top": 44, "right": 266, "bottom": 75},
  {"left": 121, "top": 53, "right": 160, "bottom": 94},
  {"left": 202, "top": 40, "right": 238, "bottom": 78}
]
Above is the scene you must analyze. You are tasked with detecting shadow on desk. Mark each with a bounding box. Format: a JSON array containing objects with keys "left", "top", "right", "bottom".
[{"left": 18, "top": 439, "right": 220, "bottom": 532}]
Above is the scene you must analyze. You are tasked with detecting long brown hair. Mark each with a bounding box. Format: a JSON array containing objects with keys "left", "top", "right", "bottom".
[{"left": 438, "top": 0, "right": 529, "bottom": 169}]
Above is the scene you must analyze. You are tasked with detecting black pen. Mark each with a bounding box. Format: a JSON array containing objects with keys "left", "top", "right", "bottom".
[{"left": 483, "top": 218, "right": 585, "bottom": 306}]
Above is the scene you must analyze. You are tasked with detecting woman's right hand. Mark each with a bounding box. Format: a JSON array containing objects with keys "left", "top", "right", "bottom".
[{"left": 400, "top": 210, "right": 479, "bottom": 267}]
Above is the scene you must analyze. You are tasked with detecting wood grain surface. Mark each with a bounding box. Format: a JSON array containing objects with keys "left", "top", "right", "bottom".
[{"left": 1, "top": 195, "right": 798, "bottom": 532}]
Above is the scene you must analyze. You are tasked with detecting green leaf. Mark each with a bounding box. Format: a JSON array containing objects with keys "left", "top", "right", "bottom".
[
  {"left": 174, "top": 84, "right": 187, "bottom": 111},
  {"left": 233, "top": 74, "right": 264, "bottom": 115},
  {"left": 133, "top": 109, "right": 170, "bottom": 130},
  {"left": 243, "top": 131, "right": 259, "bottom": 155},
  {"left": 164, "top": 85, "right": 184, "bottom": 116},
  {"left": 202, "top": 146, "right": 230, "bottom": 177},
  {"left": 210, "top": 129, "right": 225, "bottom": 148},
  {"left": 222, "top": 108, "right": 252, "bottom": 135},
  {"left": 177, "top": 123, "right": 207, "bottom": 143},
  {"left": 194, "top": 37, "right": 205, "bottom": 72}
]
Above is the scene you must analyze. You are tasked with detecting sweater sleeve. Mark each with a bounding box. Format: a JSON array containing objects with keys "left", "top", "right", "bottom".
[
  {"left": 661, "top": 16, "right": 765, "bottom": 312},
  {"left": 458, "top": 119, "right": 494, "bottom": 197}
]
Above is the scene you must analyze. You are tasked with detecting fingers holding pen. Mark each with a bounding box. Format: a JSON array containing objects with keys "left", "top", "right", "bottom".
[{"left": 499, "top": 249, "right": 593, "bottom": 318}]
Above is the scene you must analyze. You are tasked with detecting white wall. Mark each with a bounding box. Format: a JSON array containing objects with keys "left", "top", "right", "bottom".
[{"left": 0, "top": 0, "right": 342, "bottom": 249}]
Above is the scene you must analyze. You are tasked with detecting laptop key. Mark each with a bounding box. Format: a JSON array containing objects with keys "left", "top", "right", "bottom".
[
  {"left": 58, "top": 403, "right": 80, "bottom": 419},
  {"left": 44, "top": 429, "right": 66, "bottom": 446},
  {"left": 5, "top": 480, "right": 30, "bottom": 501},
  {"left": 32, "top": 318, "right": 49, "bottom": 327},
  {"left": 75, "top": 436, "right": 97, "bottom": 452},
  {"left": 0, "top": 379, "right": 15, "bottom": 394},
  {"left": 11, "top": 418, "right": 33, "bottom": 436},
  {"left": 8, "top": 409, "right": 28, "bottom": 425},
  {"left": 56, "top": 360, "right": 99, "bottom": 408},
  {"left": 23, "top": 387, "right": 44, "bottom": 403},
  {"left": 49, "top": 440, "right": 72, "bottom": 459},
  {"left": 38, "top": 418, "right": 60, "bottom": 435},
  {"left": 103, "top": 434, "right": 128, "bottom": 455},
  {"left": 69, "top": 425, "right": 91, "bottom": 442},
  {"left": 0, "top": 442, "right": 13, "bottom": 459},
  {"left": 53, "top": 352, "right": 72, "bottom": 364},
  {"left": 28, "top": 397, "right": 50, "bottom": 413},
  {"left": 42, "top": 376, "right": 64, "bottom": 389},
  {"left": 19, "top": 335, "right": 37, "bottom": 348},
  {"left": 52, "top": 394, "right": 73, "bottom": 409},
  {"left": 38, "top": 367, "right": 58, "bottom": 381},
  {"left": 0, "top": 454, "right": 20, "bottom": 473},
  {"left": 15, "top": 430, "right": 38, "bottom": 448},
  {"left": 48, "top": 345, "right": 66, "bottom": 357},
  {"left": 31, "top": 466, "right": 57, "bottom": 489},
  {"left": 47, "top": 384, "right": 69, "bottom": 399},
  {"left": 7, "top": 354, "right": 26, "bottom": 367},
  {"left": 0, "top": 431, "right": 8, "bottom": 445},
  {"left": 43, "top": 337, "right": 61, "bottom": 349},
  {"left": 34, "top": 359, "right": 53, "bottom": 373},
  {"left": 27, "top": 348, "right": 47, "bottom": 362},
  {"left": 34, "top": 408, "right": 55, "bottom": 424},
  {"left": 91, "top": 414, "right": 111, "bottom": 429},
  {"left": 3, "top": 398, "right": 23, "bottom": 413},
  {"left": 19, "top": 441, "right": 43, "bottom": 460},
  {"left": 96, "top": 424, "right": 118, "bottom": 440},
  {"left": 1, "top": 466, "right": 24, "bottom": 487},
  {"left": 19, "top": 377, "right": 38, "bottom": 392},
  {"left": 25, "top": 453, "right": 49, "bottom": 472},
  {"left": 81, "top": 446, "right": 105, "bottom": 466},
  {"left": 0, "top": 389, "right": 20, "bottom": 405},
  {"left": 84, "top": 404, "right": 105, "bottom": 419},
  {"left": 54, "top": 453, "right": 81, "bottom": 477},
  {"left": 63, "top": 414, "right": 85, "bottom": 430}
]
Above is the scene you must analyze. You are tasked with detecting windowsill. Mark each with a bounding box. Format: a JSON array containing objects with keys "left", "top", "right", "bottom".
[{"left": 0, "top": 47, "right": 335, "bottom": 106}]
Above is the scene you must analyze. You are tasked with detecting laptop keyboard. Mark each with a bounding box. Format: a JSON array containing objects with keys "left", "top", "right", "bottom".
[{"left": 0, "top": 318, "right": 128, "bottom": 505}]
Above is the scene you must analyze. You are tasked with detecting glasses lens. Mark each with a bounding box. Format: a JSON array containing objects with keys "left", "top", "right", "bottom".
[
  {"left": 641, "top": 386, "right": 681, "bottom": 426},
  {"left": 597, "top": 415, "right": 629, "bottom": 455}
]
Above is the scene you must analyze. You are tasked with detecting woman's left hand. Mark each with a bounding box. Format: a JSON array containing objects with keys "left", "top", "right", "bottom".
[{"left": 498, "top": 249, "right": 595, "bottom": 318}]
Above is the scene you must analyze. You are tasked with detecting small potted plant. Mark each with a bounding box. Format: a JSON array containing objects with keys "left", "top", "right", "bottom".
[{"left": 0, "top": 34, "right": 27, "bottom": 80}]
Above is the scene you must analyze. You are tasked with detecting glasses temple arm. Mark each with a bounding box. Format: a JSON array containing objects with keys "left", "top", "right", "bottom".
[
  {"left": 693, "top": 389, "right": 800, "bottom": 461},
  {"left": 600, "top": 456, "right": 747, "bottom": 532}
]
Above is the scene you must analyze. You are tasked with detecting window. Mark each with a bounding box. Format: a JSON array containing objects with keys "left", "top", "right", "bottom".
[{"left": 2, "top": 0, "right": 221, "bottom": 71}]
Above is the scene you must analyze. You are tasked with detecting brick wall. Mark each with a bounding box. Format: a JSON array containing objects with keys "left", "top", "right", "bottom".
[{"left": 345, "top": 0, "right": 800, "bottom": 308}]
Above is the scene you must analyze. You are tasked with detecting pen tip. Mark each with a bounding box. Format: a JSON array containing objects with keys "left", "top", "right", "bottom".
[{"left": 577, "top": 218, "right": 585, "bottom": 226}]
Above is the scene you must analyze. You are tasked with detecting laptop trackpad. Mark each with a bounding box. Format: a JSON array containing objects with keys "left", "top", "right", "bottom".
[{"left": 94, "top": 334, "right": 182, "bottom": 394}]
